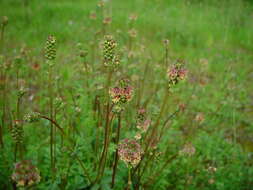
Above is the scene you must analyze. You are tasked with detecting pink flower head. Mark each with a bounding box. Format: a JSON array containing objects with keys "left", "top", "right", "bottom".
[
  {"left": 109, "top": 87, "right": 121, "bottom": 103},
  {"left": 167, "top": 66, "right": 178, "bottom": 80},
  {"left": 12, "top": 160, "right": 40, "bottom": 187},
  {"left": 118, "top": 139, "right": 142, "bottom": 167},
  {"left": 109, "top": 82, "right": 133, "bottom": 104},
  {"left": 167, "top": 60, "right": 187, "bottom": 85}
]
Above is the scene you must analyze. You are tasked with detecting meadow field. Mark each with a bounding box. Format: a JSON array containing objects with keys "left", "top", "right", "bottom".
[{"left": 0, "top": 0, "right": 253, "bottom": 189}]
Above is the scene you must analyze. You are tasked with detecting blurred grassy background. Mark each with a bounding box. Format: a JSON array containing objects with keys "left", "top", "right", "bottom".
[{"left": 1, "top": 0, "right": 253, "bottom": 189}]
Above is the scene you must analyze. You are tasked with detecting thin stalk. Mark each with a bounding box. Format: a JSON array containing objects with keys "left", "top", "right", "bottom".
[
  {"left": 137, "top": 60, "right": 149, "bottom": 108},
  {"left": 146, "top": 90, "right": 169, "bottom": 150},
  {"left": 48, "top": 64, "right": 55, "bottom": 176},
  {"left": 53, "top": 109, "right": 57, "bottom": 172},
  {"left": 127, "top": 167, "right": 132, "bottom": 190},
  {"left": 100, "top": 110, "right": 115, "bottom": 180},
  {"left": 0, "top": 25, "right": 6, "bottom": 51},
  {"left": 0, "top": 71, "right": 6, "bottom": 148},
  {"left": 39, "top": 115, "right": 65, "bottom": 136},
  {"left": 14, "top": 68, "right": 20, "bottom": 161},
  {"left": 111, "top": 113, "right": 121, "bottom": 188},
  {"left": 94, "top": 96, "right": 101, "bottom": 170},
  {"left": 0, "top": 124, "right": 3, "bottom": 148},
  {"left": 96, "top": 69, "right": 112, "bottom": 182}
]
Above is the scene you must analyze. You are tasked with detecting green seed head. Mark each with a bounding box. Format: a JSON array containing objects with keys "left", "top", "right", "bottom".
[
  {"left": 11, "top": 120, "right": 24, "bottom": 144},
  {"left": 45, "top": 35, "right": 56, "bottom": 60},
  {"left": 103, "top": 35, "right": 117, "bottom": 66}
]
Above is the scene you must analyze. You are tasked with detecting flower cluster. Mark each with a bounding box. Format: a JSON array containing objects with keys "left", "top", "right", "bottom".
[
  {"left": 45, "top": 35, "right": 56, "bottom": 61},
  {"left": 109, "top": 79, "right": 133, "bottom": 113},
  {"left": 118, "top": 139, "right": 142, "bottom": 167},
  {"left": 12, "top": 160, "right": 41, "bottom": 187},
  {"left": 167, "top": 60, "right": 187, "bottom": 87},
  {"left": 103, "top": 35, "right": 118, "bottom": 67},
  {"left": 136, "top": 108, "right": 151, "bottom": 133},
  {"left": 109, "top": 86, "right": 133, "bottom": 104}
]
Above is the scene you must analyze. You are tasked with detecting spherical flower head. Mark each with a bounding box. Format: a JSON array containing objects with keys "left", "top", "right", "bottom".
[
  {"left": 12, "top": 160, "right": 41, "bottom": 187},
  {"left": 109, "top": 79, "right": 133, "bottom": 105},
  {"left": 167, "top": 60, "right": 187, "bottom": 86},
  {"left": 1, "top": 16, "right": 8, "bottom": 27},
  {"left": 118, "top": 139, "right": 142, "bottom": 167},
  {"left": 45, "top": 35, "right": 56, "bottom": 61}
]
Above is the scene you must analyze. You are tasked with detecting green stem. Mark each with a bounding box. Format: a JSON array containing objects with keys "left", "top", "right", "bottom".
[
  {"left": 96, "top": 69, "right": 112, "bottom": 182},
  {"left": 111, "top": 114, "right": 121, "bottom": 188},
  {"left": 48, "top": 63, "right": 55, "bottom": 176},
  {"left": 0, "top": 25, "right": 5, "bottom": 52},
  {"left": 127, "top": 167, "right": 132, "bottom": 190}
]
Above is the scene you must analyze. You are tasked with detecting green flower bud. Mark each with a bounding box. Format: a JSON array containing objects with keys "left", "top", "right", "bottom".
[
  {"left": 1, "top": 16, "right": 8, "bottom": 27},
  {"left": 11, "top": 120, "right": 24, "bottom": 144},
  {"left": 103, "top": 35, "right": 117, "bottom": 66},
  {"left": 45, "top": 35, "right": 56, "bottom": 61}
]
